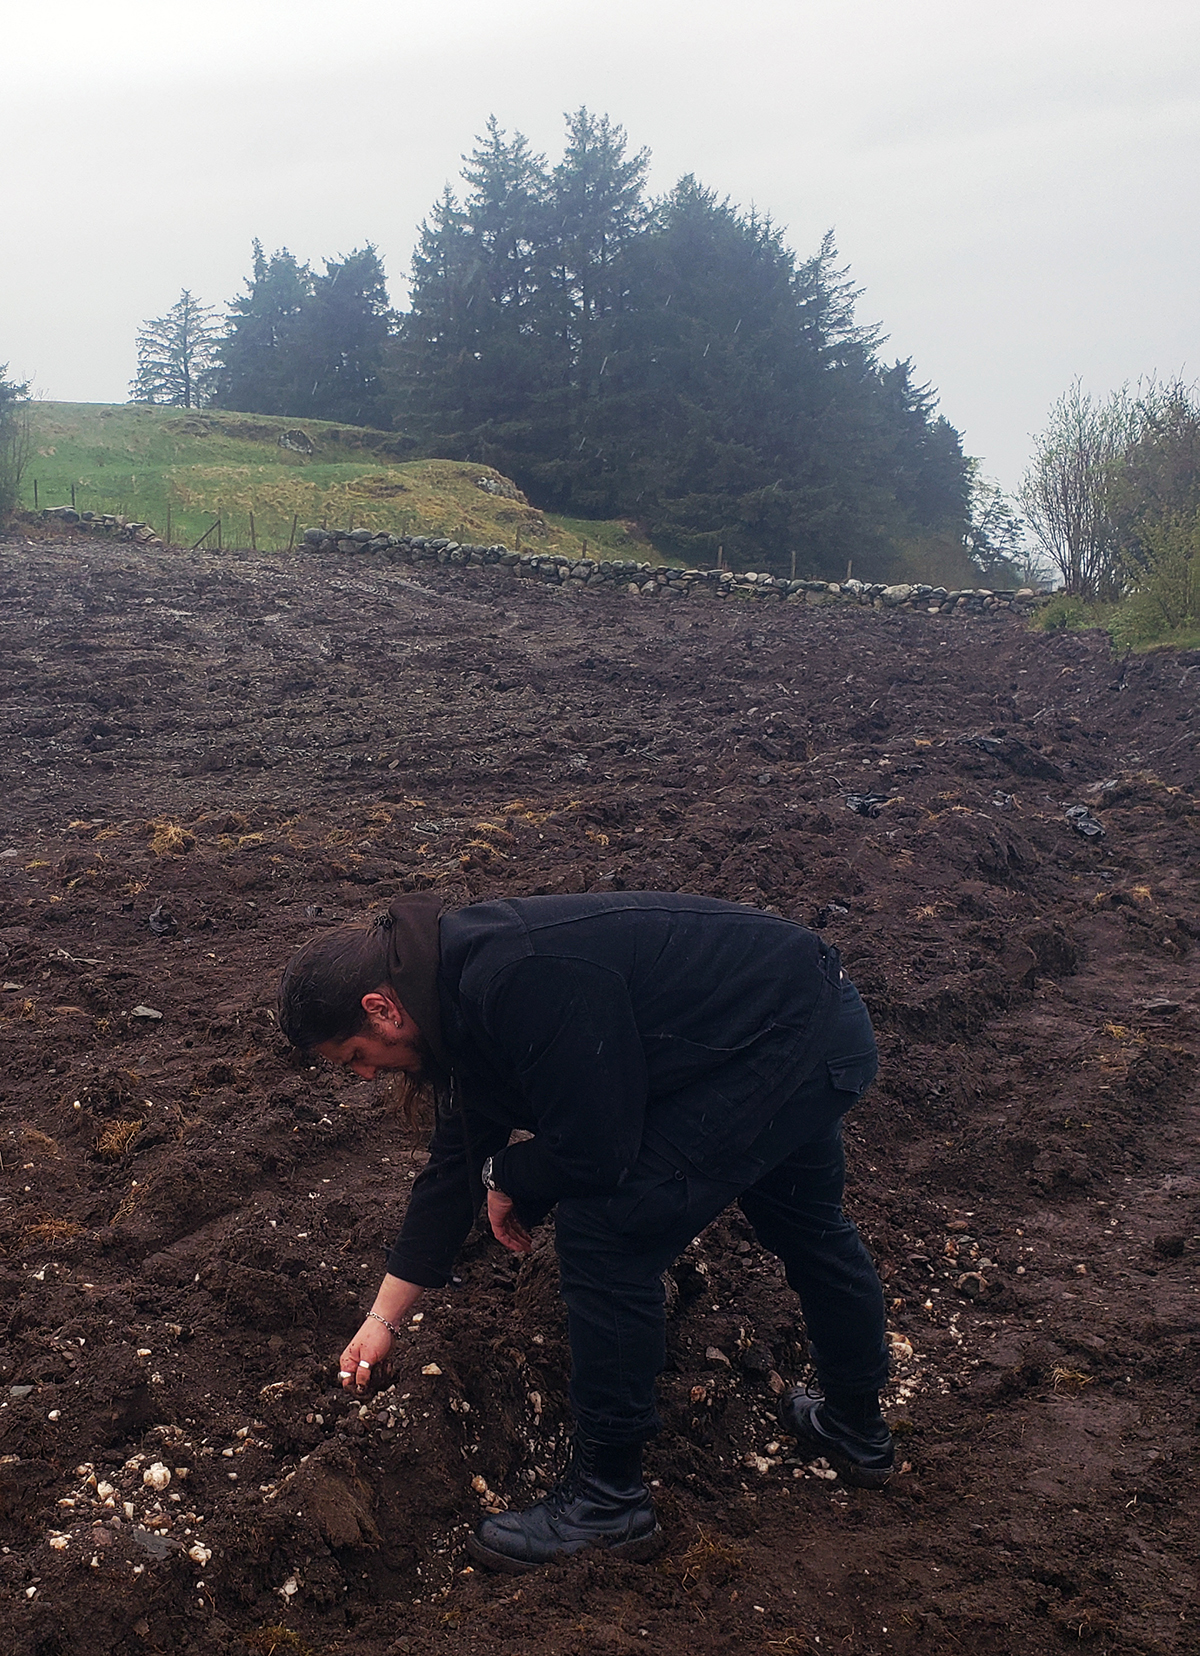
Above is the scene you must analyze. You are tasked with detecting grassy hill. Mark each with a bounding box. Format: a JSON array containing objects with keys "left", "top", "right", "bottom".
[{"left": 22, "top": 403, "right": 663, "bottom": 561}]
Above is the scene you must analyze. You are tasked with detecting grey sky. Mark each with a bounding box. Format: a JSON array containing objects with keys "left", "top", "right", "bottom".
[{"left": 5, "top": 0, "right": 1199, "bottom": 494}]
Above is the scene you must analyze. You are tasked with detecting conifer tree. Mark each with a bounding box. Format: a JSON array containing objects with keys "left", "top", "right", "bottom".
[
  {"left": 131, "top": 290, "right": 222, "bottom": 408},
  {"left": 216, "top": 243, "right": 396, "bottom": 426},
  {"left": 545, "top": 108, "right": 650, "bottom": 391},
  {"left": 217, "top": 241, "right": 314, "bottom": 415},
  {"left": 295, "top": 246, "right": 396, "bottom": 427}
]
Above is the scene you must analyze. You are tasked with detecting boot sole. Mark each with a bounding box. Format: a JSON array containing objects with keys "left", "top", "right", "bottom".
[
  {"left": 465, "top": 1522, "right": 665, "bottom": 1575},
  {"left": 809, "top": 1450, "right": 893, "bottom": 1490}
]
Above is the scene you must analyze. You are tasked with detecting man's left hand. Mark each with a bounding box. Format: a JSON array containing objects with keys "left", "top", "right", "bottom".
[{"left": 487, "top": 1189, "right": 533, "bottom": 1255}]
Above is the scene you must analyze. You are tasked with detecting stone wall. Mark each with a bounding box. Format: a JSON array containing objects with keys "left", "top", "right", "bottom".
[
  {"left": 36, "top": 507, "right": 162, "bottom": 545},
  {"left": 28, "top": 507, "right": 1046, "bottom": 619},
  {"left": 299, "top": 526, "right": 1047, "bottom": 619}
]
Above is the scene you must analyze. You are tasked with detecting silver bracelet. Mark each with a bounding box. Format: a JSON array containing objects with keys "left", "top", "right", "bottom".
[{"left": 367, "top": 1310, "right": 403, "bottom": 1339}]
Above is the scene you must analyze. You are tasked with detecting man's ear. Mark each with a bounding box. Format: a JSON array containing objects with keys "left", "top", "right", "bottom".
[{"left": 362, "top": 987, "right": 404, "bottom": 1024}]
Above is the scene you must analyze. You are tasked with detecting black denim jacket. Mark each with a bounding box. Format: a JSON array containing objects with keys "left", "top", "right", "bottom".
[{"left": 386, "top": 892, "right": 846, "bottom": 1287}]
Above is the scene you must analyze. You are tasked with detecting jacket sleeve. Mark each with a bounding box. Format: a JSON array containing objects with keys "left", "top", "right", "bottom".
[
  {"left": 476, "top": 956, "right": 649, "bottom": 1209},
  {"left": 385, "top": 1105, "right": 512, "bottom": 1287}
]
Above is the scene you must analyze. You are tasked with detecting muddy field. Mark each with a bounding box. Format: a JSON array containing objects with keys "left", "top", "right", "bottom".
[{"left": 0, "top": 531, "right": 1196, "bottom": 1656}]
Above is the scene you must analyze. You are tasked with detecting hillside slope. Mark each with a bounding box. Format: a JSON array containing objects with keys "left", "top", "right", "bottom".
[{"left": 23, "top": 402, "right": 660, "bottom": 561}]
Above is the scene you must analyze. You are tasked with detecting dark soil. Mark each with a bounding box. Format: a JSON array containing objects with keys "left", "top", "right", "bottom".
[{"left": 0, "top": 534, "right": 1197, "bottom": 1656}]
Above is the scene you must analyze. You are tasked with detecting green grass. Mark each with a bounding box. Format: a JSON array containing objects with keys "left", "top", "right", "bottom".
[
  {"left": 1031, "top": 592, "right": 1200, "bottom": 653},
  {"left": 22, "top": 402, "right": 666, "bottom": 562}
]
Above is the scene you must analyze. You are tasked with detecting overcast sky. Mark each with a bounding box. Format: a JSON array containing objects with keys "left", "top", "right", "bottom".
[{"left": 5, "top": 0, "right": 1199, "bottom": 494}]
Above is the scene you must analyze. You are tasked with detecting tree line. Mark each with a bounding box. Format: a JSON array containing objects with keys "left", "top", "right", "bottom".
[
  {"left": 1020, "top": 378, "right": 1200, "bottom": 640},
  {"left": 129, "top": 109, "right": 982, "bottom": 578}
]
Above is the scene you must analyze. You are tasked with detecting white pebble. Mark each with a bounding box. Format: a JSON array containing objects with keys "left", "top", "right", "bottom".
[
  {"left": 48, "top": 1534, "right": 69, "bottom": 1550},
  {"left": 143, "top": 1463, "right": 171, "bottom": 1491},
  {"left": 421, "top": 1364, "right": 442, "bottom": 1377},
  {"left": 188, "top": 1543, "right": 212, "bottom": 1566}
]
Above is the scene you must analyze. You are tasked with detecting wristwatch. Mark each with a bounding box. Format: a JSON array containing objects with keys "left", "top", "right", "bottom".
[{"left": 481, "top": 1155, "right": 499, "bottom": 1192}]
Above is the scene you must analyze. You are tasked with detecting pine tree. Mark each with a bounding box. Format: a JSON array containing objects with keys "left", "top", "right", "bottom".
[
  {"left": 400, "top": 123, "right": 553, "bottom": 441},
  {"left": 545, "top": 109, "right": 649, "bottom": 402},
  {"left": 399, "top": 188, "right": 479, "bottom": 436},
  {"left": 217, "top": 241, "right": 314, "bottom": 415},
  {"left": 294, "top": 246, "right": 396, "bottom": 427},
  {"left": 131, "top": 290, "right": 222, "bottom": 408}
]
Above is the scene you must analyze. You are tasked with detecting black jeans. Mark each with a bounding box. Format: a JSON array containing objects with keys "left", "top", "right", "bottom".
[{"left": 554, "top": 978, "right": 887, "bottom": 1443}]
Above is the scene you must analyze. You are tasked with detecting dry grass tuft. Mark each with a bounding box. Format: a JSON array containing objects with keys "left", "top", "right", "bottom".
[
  {"left": 666, "top": 1526, "right": 744, "bottom": 1588},
  {"left": 25, "top": 1219, "right": 83, "bottom": 1246},
  {"left": 95, "top": 1119, "right": 142, "bottom": 1159},
  {"left": 243, "top": 1627, "right": 320, "bottom": 1656},
  {"left": 145, "top": 817, "right": 195, "bottom": 856},
  {"left": 1101, "top": 1022, "right": 1144, "bottom": 1044},
  {"left": 110, "top": 1186, "right": 142, "bottom": 1224},
  {"left": 1050, "top": 1365, "right": 1093, "bottom": 1395}
]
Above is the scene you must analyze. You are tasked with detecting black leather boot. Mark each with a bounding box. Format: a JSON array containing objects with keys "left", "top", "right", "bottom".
[
  {"left": 779, "top": 1386, "right": 895, "bottom": 1488},
  {"left": 466, "top": 1435, "right": 663, "bottom": 1573}
]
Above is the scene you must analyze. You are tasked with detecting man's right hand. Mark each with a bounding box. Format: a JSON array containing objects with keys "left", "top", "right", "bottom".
[{"left": 339, "top": 1317, "right": 394, "bottom": 1392}]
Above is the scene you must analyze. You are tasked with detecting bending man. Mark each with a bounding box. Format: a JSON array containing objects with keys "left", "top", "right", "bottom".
[{"left": 278, "top": 890, "right": 892, "bottom": 1572}]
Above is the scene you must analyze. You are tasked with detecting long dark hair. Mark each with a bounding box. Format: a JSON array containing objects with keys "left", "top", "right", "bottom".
[
  {"left": 277, "top": 915, "right": 392, "bottom": 1050},
  {"left": 279, "top": 910, "right": 441, "bottom": 1130}
]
